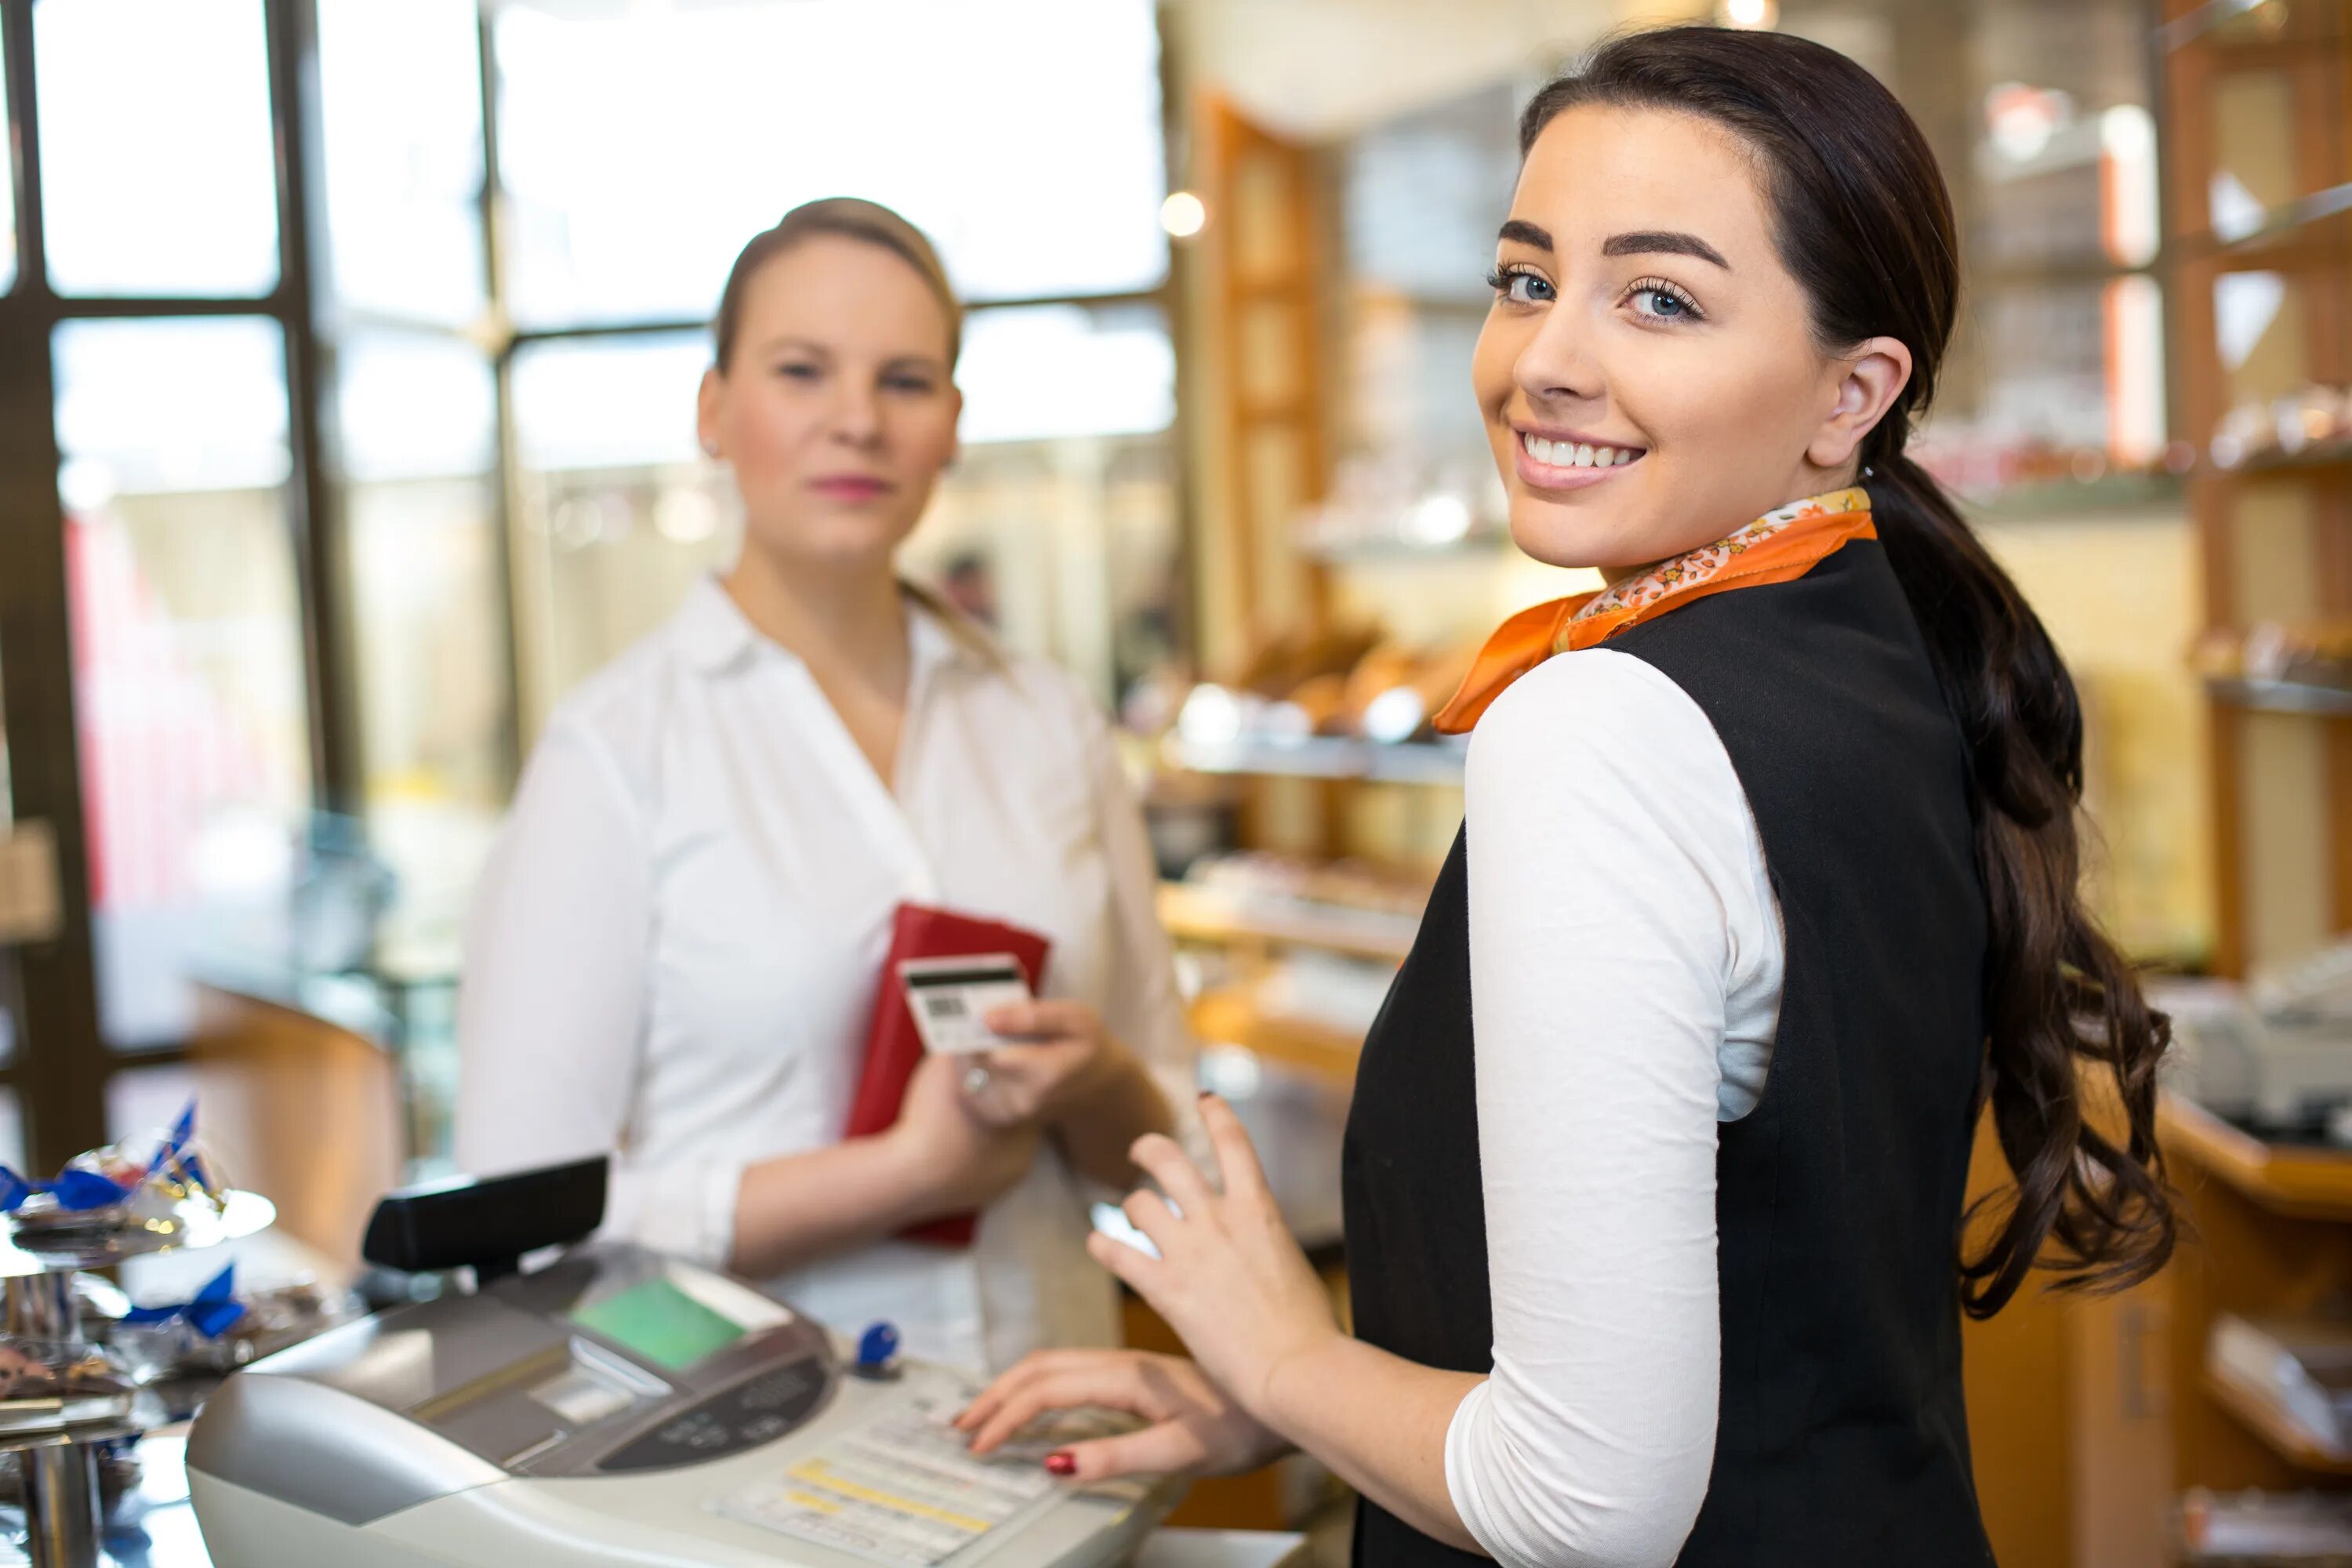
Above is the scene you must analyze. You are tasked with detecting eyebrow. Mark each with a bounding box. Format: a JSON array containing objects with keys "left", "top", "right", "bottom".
[
  {"left": 756, "top": 336, "right": 946, "bottom": 372},
  {"left": 1602, "top": 230, "right": 1732, "bottom": 269},
  {"left": 1495, "top": 220, "right": 1732, "bottom": 271}
]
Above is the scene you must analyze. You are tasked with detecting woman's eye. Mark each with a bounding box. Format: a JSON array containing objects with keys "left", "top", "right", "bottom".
[
  {"left": 776, "top": 362, "right": 822, "bottom": 380},
  {"left": 1629, "top": 285, "right": 1700, "bottom": 321},
  {"left": 1490, "top": 267, "right": 1555, "bottom": 305},
  {"left": 884, "top": 376, "right": 937, "bottom": 394}
]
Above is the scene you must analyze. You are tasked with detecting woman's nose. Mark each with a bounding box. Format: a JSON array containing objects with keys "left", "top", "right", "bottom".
[
  {"left": 828, "top": 383, "right": 884, "bottom": 446},
  {"left": 1515, "top": 307, "right": 1603, "bottom": 409}
]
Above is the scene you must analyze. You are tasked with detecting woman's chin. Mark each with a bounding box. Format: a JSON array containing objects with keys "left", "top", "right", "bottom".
[
  {"left": 1506, "top": 502, "right": 1630, "bottom": 575},
  {"left": 742, "top": 515, "right": 920, "bottom": 573}
]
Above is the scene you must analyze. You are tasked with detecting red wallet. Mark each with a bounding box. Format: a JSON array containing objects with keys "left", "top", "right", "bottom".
[{"left": 845, "top": 902, "right": 1052, "bottom": 1247}]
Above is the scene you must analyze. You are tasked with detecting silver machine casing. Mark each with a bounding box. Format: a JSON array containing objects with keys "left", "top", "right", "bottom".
[{"left": 187, "top": 1243, "right": 1176, "bottom": 1568}]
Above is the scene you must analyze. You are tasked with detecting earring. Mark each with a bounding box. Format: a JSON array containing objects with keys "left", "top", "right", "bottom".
[{"left": 1861, "top": 463, "right": 1875, "bottom": 478}]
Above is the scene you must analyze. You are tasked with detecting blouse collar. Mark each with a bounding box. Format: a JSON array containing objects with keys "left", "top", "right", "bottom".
[
  {"left": 674, "top": 575, "right": 1000, "bottom": 680},
  {"left": 1432, "top": 486, "right": 1875, "bottom": 735}
]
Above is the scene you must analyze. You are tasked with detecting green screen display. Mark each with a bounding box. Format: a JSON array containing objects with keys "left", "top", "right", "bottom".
[{"left": 571, "top": 1277, "right": 747, "bottom": 1370}]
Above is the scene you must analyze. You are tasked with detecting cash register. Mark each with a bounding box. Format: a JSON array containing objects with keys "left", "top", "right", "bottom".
[{"left": 187, "top": 1160, "right": 1191, "bottom": 1568}]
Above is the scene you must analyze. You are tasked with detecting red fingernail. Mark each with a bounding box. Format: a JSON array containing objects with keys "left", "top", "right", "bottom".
[{"left": 1045, "top": 1452, "right": 1077, "bottom": 1476}]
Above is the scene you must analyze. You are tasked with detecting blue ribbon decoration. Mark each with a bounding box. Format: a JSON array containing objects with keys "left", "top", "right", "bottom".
[
  {"left": 147, "top": 1099, "right": 211, "bottom": 1192},
  {"left": 0, "top": 1163, "right": 134, "bottom": 1214},
  {"left": 0, "top": 1099, "right": 207, "bottom": 1215},
  {"left": 122, "top": 1263, "right": 246, "bottom": 1340}
]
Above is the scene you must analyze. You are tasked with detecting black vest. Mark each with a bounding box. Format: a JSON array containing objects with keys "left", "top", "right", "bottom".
[{"left": 1342, "top": 540, "right": 1995, "bottom": 1566}]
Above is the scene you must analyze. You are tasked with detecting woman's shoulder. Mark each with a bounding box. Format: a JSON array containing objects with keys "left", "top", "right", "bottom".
[
  {"left": 1472, "top": 645, "right": 1717, "bottom": 776},
  {"left": 526, "top": 591, "right": 724, "bottom": 801}
]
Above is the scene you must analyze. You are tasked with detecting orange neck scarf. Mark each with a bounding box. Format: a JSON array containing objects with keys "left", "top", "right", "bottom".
[{"left": 1433, "top": 487, "right": 1876, "bottom": 735}]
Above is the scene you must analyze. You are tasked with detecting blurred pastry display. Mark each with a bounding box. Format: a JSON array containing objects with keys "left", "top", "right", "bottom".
[
  {"left": 1174, "top": 624, "right": 1486, "bottom": 751},
  {"left": 2179, "top": 1488, "right": 2352, "bottom": 1562},
  {"left": 0, "top": 1339, "right": 136, "bottom": 1436},
  {"left": 1185, "top": 851, "right": 1431, "bottom": 923},
  {"left": 2193, "top": 621, "right": 2352, "bottom": 691},
  {"left": 108, "top": 1276, "right": 363, "bottom": 1386},
  {"left": 2209, "top": 383, "right": 2352, "bottom": 469}
]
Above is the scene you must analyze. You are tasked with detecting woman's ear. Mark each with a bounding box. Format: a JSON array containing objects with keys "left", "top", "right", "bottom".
[
  {"left": 1806, "top": 336, "right": 1913, "bottom": 472},
  {"left": 696, "top": 366, "right": 724, "bottom": 459}
]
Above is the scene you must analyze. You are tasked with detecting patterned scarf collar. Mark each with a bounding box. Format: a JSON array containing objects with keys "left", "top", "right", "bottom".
[{"left": 1432, "top": 487, "right": 1875, "bottom": 735}]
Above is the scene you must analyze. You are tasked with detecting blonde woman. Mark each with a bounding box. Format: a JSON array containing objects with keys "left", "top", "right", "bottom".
[{"left": 458, "top": 200, "right": 1192, "bottom": 1373}]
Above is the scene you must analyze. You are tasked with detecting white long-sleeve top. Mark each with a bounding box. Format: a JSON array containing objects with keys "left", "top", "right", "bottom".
[
  {"left": 456, "top": 578, "right": 1195, "bottom": 1374},
  {"left": 1443, "top": 647, "right": 1784, "bottom": 1568}
]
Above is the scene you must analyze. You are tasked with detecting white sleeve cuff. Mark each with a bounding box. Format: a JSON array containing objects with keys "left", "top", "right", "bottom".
[
  {"left": 1443, "top": 1380, "right": 1519, "bottom": 1567},
  {"left": 599, "top": 1156, "right": 746, "bottom": 1271}
]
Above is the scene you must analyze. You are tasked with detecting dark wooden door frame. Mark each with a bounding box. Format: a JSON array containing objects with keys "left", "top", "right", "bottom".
[{"left": 0, "top": 0, "right": 350, "bottom": 1172}]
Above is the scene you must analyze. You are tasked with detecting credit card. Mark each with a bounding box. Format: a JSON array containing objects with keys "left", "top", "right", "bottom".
[
  {"left": 1089, "top": 1199, "right": 1181, "bottom": 1261},
  {"left": 899, "top": 954, "right": 1032, "bottom": 1055}
]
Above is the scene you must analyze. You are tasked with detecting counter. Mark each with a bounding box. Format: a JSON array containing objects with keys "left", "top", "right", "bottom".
[{"left": 0, "top": 1432, "right": 1309, "bottom": 1568}]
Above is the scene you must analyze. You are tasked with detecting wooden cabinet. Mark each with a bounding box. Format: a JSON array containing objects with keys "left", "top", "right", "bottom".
[{"left": 1964, "top": 1099, "right": 2352, "bottom": 1567}]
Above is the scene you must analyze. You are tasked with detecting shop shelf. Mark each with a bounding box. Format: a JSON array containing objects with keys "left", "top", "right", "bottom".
[
  {"left": 1158, "top": 880, "right": 1421, "bottom": 964},
  {"left": 2159, "top": 1095, "right": 2352, "bottom": 1221},
  {"left": 2203, "top": 1362, "right": 2352, "bottom": 1475},
  {"left": 1188, "top": 987, "right": 1365, "bottom": 1083},
  {"left": 2163, "top": 0, "right": 2352, "bottom": 51},
  {"left": 1167, "top": 733, "right": 1468, "bottom": 785},
  {"left": 1955, "top": 472, "right": 2183, "bottom": 520},
  {"left": 2194, "top": 181, "right": 2352, "bottom": 271},
  {"left": 2216, "top": 439, "right": 2352, "bottom": 477},
  {"left": 2206, "top": 677, "right": 2352, "bottom": 718}
]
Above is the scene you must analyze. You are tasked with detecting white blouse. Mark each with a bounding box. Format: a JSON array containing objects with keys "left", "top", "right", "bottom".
[
  {"left": 456, "top": 579, "right": 1196, "bottom": 1374},
  {"left": 1443, "top": 648, "right": 1784, "bottom": 1568}
]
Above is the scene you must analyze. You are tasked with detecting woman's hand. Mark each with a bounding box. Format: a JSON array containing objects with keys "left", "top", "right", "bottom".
[
  {"left": 955, "top": 1351, "right": 1290, "bottom": 1483},
  {"left": 1094, "top": 1094, "right": 1341, "bottom": 1425},
  {"left": 884, "top": 1051, "right": 1043, "bottom": 1212},
  {"left": 963, "top": 1000, "right": 1126, "bottom": 1129}
]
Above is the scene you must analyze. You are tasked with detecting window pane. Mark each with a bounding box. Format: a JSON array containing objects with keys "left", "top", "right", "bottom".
[
  {"left": 0, "top": 1086, "right": 23, "bottom": 1174},
  {"left": 35, "top": 0, "right": 279, "bottom": 298},
  {"left": 0, "top": 953, "right": 17, "bottom": 1071},
  {"left": 510, "top": 333, "right": 738, "bottom": 729},
  {"left": 1, "top": 629, "right": 14, "bottom": 1068},
  {"left": 105, "top": 1061, "right": 196, "bottom": 1148},
  {"left": 317, "top": 0, "right": 486, "bottom": 325},
  {"left": 909, "top": 305, "right": 1181, "bottom": 706},
  {"left": 336, "top": 334, "right": 506, "bottom": 959},
  {"left": 957, "top": 303, "right": 1175, "bottom": 446},
  {"left": 0, "top": 24, "right": 16, "bottom": 296},
  {"left": 495, "top": 0, "right": 1166, "bottom": 327},
  {"left": 53, "top": 318, "right": 312, "bottom": 1050},
  {"left": 1341, "top": 83, "right": 1520, "bottom": 306}
]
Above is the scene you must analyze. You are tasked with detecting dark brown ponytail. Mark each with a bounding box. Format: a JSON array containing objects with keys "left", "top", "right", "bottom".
[{"left": 1523, "top": 26, "right": 2175, "bottom": 1315}]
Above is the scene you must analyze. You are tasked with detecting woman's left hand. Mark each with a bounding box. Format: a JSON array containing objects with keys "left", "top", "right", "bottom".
[
  {"left": 1094, "top": 1094, "right": 1341, "bottom": 1425},
  {"left": 962, "top": 1000, "right": 1123, "bottom": 1128}
]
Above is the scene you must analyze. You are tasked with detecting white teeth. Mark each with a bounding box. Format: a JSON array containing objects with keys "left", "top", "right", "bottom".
[{"left": 1522, "top": 432, "right": 1640, "bottom": 468}]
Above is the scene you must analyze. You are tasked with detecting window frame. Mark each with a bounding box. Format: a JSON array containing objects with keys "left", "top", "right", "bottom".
[{"left": 0, "top": 0, "right": 1192, "bottom": 1174}]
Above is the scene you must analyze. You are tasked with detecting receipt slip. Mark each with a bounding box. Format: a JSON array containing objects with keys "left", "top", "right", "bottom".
[{"left": 898, "top": 955, "right": 1032, "bottom": 1056}]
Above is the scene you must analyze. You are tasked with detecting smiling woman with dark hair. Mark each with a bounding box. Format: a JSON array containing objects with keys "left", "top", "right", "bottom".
[{"left": 960, "top": 27, "right": 2173, "bottom": 1566}]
